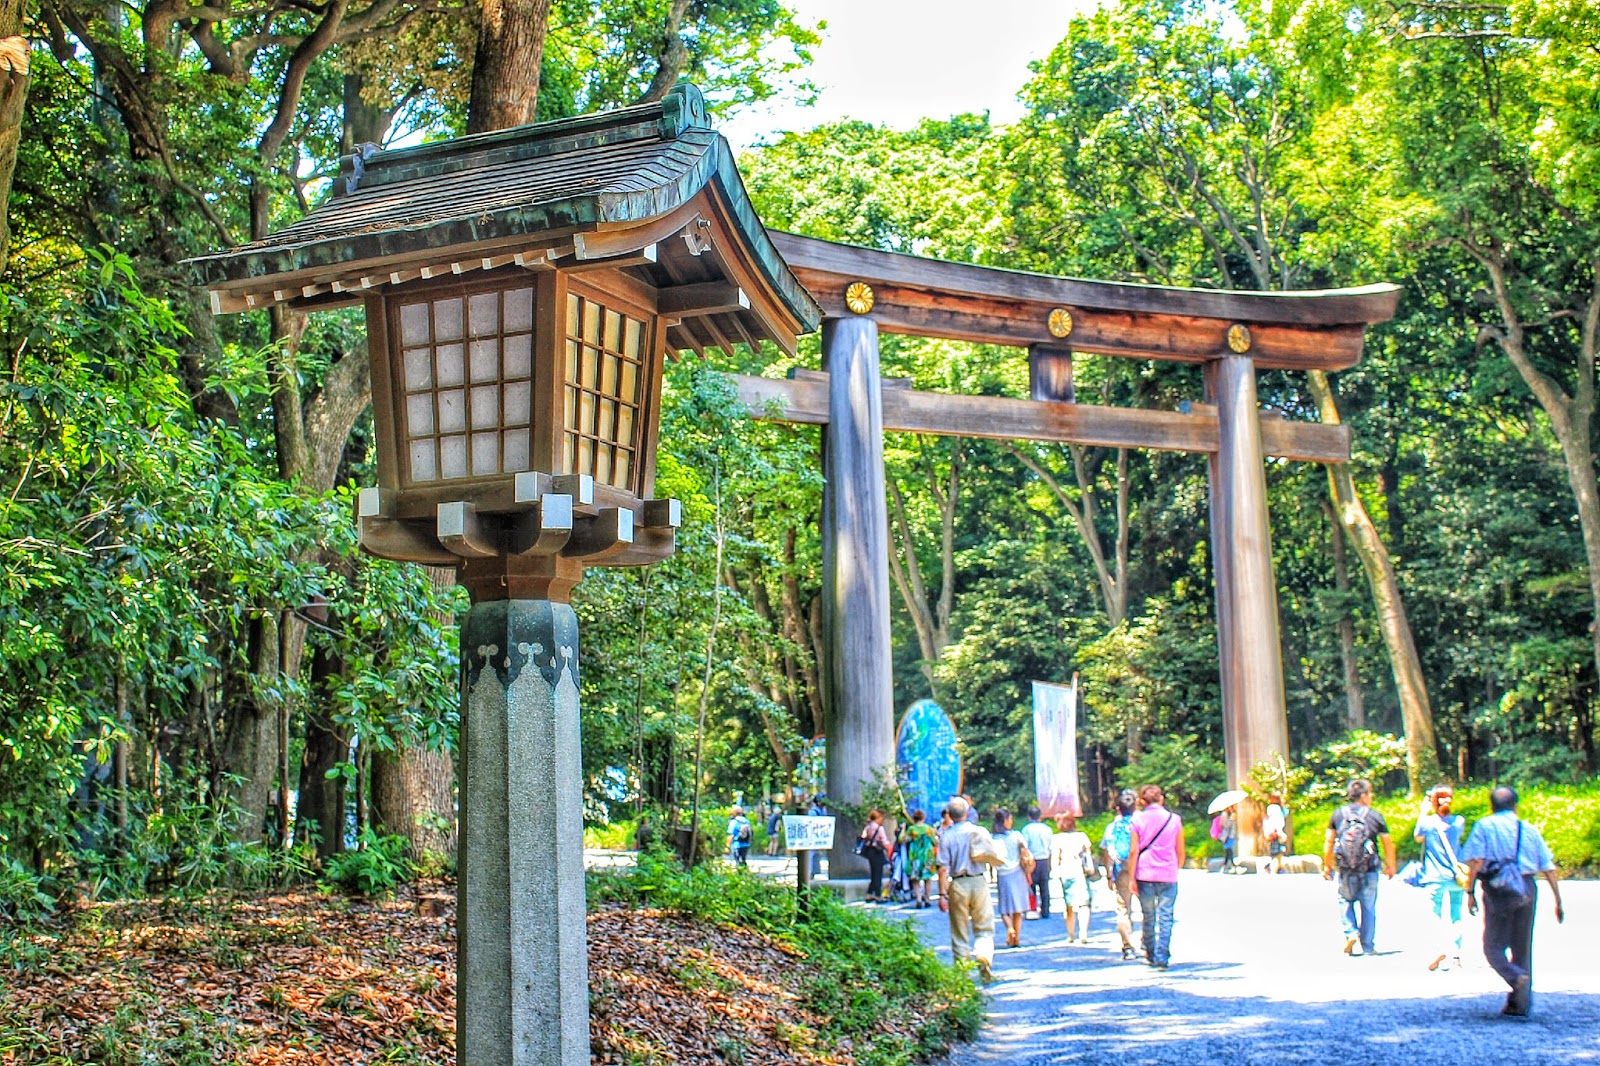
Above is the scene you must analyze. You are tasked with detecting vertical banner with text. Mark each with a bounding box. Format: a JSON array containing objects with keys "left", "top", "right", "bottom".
[{"left": 1032, "top": 677, "right": 1081, "bottom": 818}]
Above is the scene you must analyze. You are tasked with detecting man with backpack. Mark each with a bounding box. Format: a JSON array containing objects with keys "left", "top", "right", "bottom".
[
  {"left": 1462, "top": 785, "right": 1566, "bottom": 1017},
  {"left": 1321, "top": 778, "right": 1396, "bottom": 957},
  {"left": 1100, "top": 789, "right": 1141, "bottom": 960},
  {"left": 727, "top": 806, "right": 754, "bottom": 869}
]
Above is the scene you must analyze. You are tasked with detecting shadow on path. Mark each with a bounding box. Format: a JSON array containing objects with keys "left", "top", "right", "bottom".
[{"left": 955, "top": 984, "right": 1600, "bottom": 1066}]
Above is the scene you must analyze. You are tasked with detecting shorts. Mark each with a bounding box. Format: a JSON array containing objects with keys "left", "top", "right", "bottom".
[{"left": 1268, "top": 838, "right": 1285, "bottom": 857}]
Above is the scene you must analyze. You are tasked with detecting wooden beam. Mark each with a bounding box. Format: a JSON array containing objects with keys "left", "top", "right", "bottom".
[
  {"left": 791, "top": 271, "right": 1371, "bottom": 371},
  {"left": 658, "top": 282, "right": 749, "bottom": 316},
  {"left": 771, "top": 231, "right": 1400, "bottom": 327},
  {"left": 728, "top": 373, "right": 1352, "bottom": 462}
]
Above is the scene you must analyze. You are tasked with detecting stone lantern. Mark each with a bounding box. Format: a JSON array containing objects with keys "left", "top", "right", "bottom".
[{"left": 190, "top": 84, "right": 819, "bottom": 1066}]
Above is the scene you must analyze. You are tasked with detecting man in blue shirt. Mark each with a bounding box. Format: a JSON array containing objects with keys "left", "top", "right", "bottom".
[
  {"left": 1462, "top": 786, "right": 1567, "bottom": 1017},
  {"left": 1019, "top": 805, "right": 1055, "bottom": 919}
]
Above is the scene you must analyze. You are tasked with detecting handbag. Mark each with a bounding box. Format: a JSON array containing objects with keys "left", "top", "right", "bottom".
[
  {"left": 1437, "top": 821, "right": 1471, "bottom": 890},
  {"left": 1018, "top": 840, "right": 1036, "bottom": 880}
]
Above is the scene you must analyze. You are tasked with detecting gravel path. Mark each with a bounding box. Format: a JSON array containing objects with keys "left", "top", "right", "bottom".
[{"left": 886, "top": 870, "right": 1600, "bottom": 1065}]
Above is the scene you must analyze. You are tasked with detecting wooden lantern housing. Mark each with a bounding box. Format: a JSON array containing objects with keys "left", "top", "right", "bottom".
[{"left": 191, "top": 84, "right": 820, "bottom": 594}]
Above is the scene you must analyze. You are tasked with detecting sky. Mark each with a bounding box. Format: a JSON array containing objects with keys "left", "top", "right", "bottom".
[{"left": 718, "top": 0, "right": 1099, "bottom": 150}]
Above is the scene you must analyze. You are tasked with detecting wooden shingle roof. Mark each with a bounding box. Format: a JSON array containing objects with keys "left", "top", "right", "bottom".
[{"left": 190, "top": 84, "right": 821, "bottom": 353}]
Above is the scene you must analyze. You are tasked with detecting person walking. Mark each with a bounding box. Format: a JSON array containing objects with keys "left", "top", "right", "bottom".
[
  {"left": 1321, "top": 778, "right": 1396, "bottom": 957},
  {"left": 1019, "top": 805, "right": 1055, "bottom": 920},
  {"left": 1101, "top": 789, "right": 1140, "bottom": 961},
  {"left": 1264, "top": 793, "right": 1289, "bottom": 874},
  {"left": 903, "top": 809, "right": 938, "bottom": 908},
  {"left": 1211, "top": 807, "right": 1238, "bottom": 872},
  {"left": 1462, "top": 785, "right": 1566, "bottom": 1017},
  {"left": 808, "top": 795, "right": 827, "bottom": 877},
  {"left": 765, "top": 806, "right": 784, "bottom": 856},
  {"left": 1414, "top": 783, "right": 1467, "bottom": 972},
  {"left": 857, "top": 809, "right": 892, "bottom": 902},
  {"left": 1052, "top": 813, "right": 1095, "bottom": 944},
  {"left": 936, "top": 796, "right": 997, "bottom": 982},
  {"left": 992, "top": 809, "right": 1032, "bottom": 947},
  {"left": 727, "top": 806, "right": 754, "bottom": 869},
  {"left": 1127, "top": 785, "right": 1184, "bottom": 969}
]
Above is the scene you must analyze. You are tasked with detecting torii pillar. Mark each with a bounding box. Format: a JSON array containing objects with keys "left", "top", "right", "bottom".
[
  {"left": 820, "top": 315, "right": 897, "bottom": 879},
  {"left": 1207, "top": 354, "right": 1290, "bottom": 857}
]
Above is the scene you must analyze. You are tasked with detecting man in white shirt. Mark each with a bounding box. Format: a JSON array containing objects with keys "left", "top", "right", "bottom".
[
  {"left": 1463, "top": 786, "right": 1566, "bottom": 1017},
  {"left": 1019, "top": 805, "right": 1055, "bottom": 919},
  {"left": 937, "top": 796, "right": 997, "bottom": 983}
]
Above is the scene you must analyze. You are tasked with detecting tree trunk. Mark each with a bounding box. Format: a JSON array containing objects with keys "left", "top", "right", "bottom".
[
  {"left": 885, "top": 447, "right": 959, "bottom": 694},
  {"left": 0, "top": 16, "right": 29, "bottom": 276},
  {"left": 371, "top": 745, "right": 457, "bottom": 858},
  {"left": 466, "top": 0, "right": 553, "bottom": 134},
  {"left": 296, "top": 643, "right": 350, "bottom": 859},
  {"left": 370, "top": 564, "right": 460, "bottom": 860},
  {"left": 1326, "top": 499, "right": 1366, "bottom": 730},
  {"left": 223, "top": 613, "right": 282, "bottom": 844},
  {"left": 1307, "top": 370, "right": 1439, "bottom": 790},
  {"left": 1010, "top": 444, "right": 1129, "bottom": 627},
  {"left": 1477, "top": 253, "right": 1600, "bottom": 726}
]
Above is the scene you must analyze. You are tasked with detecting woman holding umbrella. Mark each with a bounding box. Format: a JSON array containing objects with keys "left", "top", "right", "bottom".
[{"left": 1208, "top": 790, "right": 1249, "bottom": 873}]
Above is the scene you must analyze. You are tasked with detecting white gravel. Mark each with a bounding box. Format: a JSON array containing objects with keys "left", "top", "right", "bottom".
[{"left": 890, "top": 869, "right": 1600, "bottom": 1066}]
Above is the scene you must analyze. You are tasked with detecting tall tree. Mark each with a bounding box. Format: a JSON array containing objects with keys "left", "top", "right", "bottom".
[
  {"left": 0, "top": 5, "right": 27, "bottom": 276},
  {"left": 1006, "top": 2, "right": 1442, "bottom": 787},
  {"left": 467, "top": 0, "right": 551, "bottom": 133}
]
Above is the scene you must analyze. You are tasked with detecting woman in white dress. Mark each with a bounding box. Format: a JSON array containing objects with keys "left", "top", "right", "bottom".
[
  {"left": 992, "top": 808, "right": 1031, "bottom": 947},
  {"left": 1052, "top": 813, "right": 1096, "bottom": 943}
]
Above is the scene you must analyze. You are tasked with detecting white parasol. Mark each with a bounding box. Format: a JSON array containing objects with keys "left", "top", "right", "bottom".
[{"left": 1208, "top": 789, "right": 1249, "bottom": 815}]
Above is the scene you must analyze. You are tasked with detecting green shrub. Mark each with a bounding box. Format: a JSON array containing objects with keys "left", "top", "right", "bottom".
[
  {"left": 0, "top": 857, "right": 53, "bottom": 925},
  {"left": 1291, "top": 782, "right": 1600, "bottom": 870},
  {"left": 588, "top": 853, "right": 982, "bottom": 1065},
  {"left": 584, "top": 818, "right": 638, "bottom": 850},
  {"left": 1115, "top": 735, "right": 1227, "bottom": 811},
  {"left": 1300, "top": 731, "right": 1409, "bottom": 804},
  {"left": 322, "top": 832, "right": 415, "bottom": 897}
]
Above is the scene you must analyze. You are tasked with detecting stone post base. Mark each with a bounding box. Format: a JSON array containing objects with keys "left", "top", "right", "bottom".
[{"left": 458, "top": 599, "right": 588, "bottom": 1066}]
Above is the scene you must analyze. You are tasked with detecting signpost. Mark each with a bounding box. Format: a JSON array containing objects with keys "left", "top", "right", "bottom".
[{"left": 784, "top": 814, "right": 835, "bottom": 914}]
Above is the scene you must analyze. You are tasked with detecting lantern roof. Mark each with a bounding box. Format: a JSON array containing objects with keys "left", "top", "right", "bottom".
[{"left": 189, "top": 84, "right": 821, "bottom": 355}]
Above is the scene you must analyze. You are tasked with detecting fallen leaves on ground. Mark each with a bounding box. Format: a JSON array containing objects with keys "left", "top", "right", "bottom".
[{"left": 0, "top": 881, "right": 935, "bottom": 1065}]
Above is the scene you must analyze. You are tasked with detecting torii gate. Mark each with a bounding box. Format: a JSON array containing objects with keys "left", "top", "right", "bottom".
[{"left": 726, "top": 231, "right": 1399, "bottom": 875}]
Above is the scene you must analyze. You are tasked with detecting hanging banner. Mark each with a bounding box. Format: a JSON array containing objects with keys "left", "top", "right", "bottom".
[
  {"left": 895, "top": 699, "right": 963, "bottom": 816},
  {"left": 1032, "top": 677, "right": 1081, "bottom": 818}
]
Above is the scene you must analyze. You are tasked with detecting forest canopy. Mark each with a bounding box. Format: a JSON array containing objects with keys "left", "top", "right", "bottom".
[{"left": 1, "top": 0, "right": 1596, "bottom": 905}]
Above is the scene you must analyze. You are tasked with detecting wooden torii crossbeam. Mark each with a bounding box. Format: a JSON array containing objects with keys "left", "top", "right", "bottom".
[{"left": 734, "top": 231, "right": 1399, "bottom": 866}]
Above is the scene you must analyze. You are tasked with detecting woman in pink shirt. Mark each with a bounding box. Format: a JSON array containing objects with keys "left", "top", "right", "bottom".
[{"left": 1127, "top": 784, "right": 1185, "bottom": 969}]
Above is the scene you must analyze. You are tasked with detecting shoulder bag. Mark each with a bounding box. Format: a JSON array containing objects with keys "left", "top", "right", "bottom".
[
  {"left": 1136, "top": 813, "right": 1175, "bottom": 859},
  {"left": 1438, "top": 818, "right": 1471, "bottom": 890}
]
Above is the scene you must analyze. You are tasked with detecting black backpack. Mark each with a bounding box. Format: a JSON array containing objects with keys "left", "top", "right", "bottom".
[
  {"left": 738, "top": 819, "right": 752, "bottom": 844},
  {"left": 1333, "top": 805, "right": 1377, "bottom": 872}
]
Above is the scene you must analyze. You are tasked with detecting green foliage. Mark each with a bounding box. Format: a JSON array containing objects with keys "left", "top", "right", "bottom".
[
  {"left": 1115, "top": 735, "right": 1226, "bottom": 812},
  {"left": 1244, "top": 752, "right": 1314, "bottom": 812},
  {"left": 1292, "top": 782, "right": 1600, "bottom": 870},
  {"left": 589, "top": 853, "right": 983, "bottom": 1064},
  {"left": 322, "top": 832, "right": 416, "bottom": 898},
  {"left": 0, "top": 858, "right": 54, "bottom": 925},
  {"left": 1299, "top": 731, "right": 1409, "bottom": 805}
]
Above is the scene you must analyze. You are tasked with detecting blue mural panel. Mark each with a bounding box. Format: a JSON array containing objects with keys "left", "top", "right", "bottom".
[{"left": 896, "top": 699, "right": 962, "bottom": 816}]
